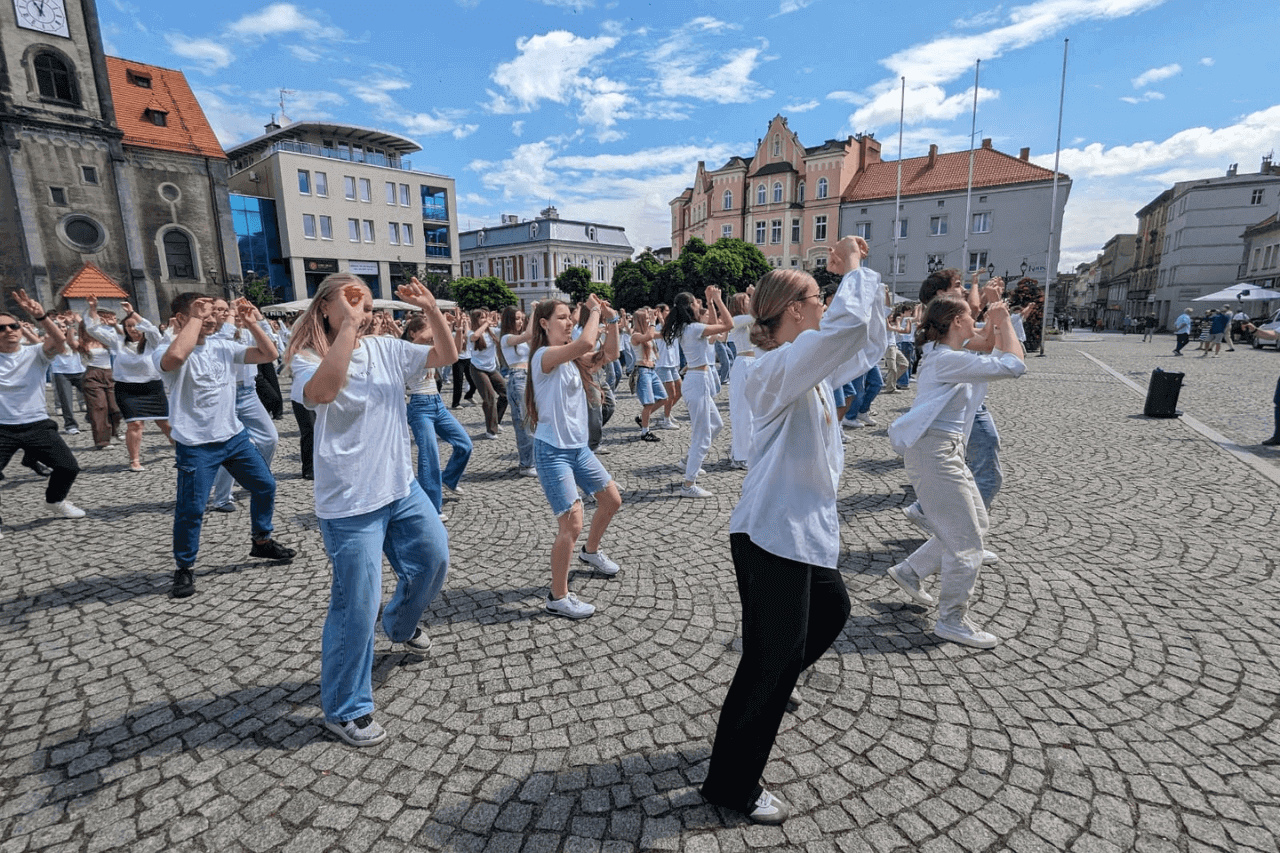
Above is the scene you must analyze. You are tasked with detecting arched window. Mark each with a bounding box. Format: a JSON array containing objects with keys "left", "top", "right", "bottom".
[
  {"left": 163, "top": 230, "right": 195, "bottom": 279},
  {"left": 798, "top": 182, "right": 805, "bottom": 203},
  {"left": 597, "top": 259, "right": 606, "bottom": 280},
  {"left": 530, "top": 257, "right": 540, "bottom": 280},
  {"left": 723, "top": 189, "right": 733, "bottom": 210},
  {"left": 773, "top": 182, "right": 783, "bottom": 203},
  {"left": 34, "top": 53, "right": 78, "bottom": 104},
  {"left": 756, "top": 184, "right": 766, "bottom": 205},
  {"left": 817, "top": 177, "right": 828, "bottom": 199},
  {"left": 772, "top": 134, "right": 780, "bottom": 157}
]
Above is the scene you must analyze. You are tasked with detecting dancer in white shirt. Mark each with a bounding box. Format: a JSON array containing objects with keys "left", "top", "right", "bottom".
[{"left": 664, "top": 288, "right": 734, "bottom": 497}]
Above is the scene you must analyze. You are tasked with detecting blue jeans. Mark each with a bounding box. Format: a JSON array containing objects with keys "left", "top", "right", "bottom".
[
  {"left": 715, "top": 341, "right": 732, "bottom": 385},
  {"left": 504, "top": 370, "right": 535, "bottom": 468},
  {"left": 966, "top": 404, "right": 1002, "bottom": 508},
  {"left": 211, "top": 384, "right": 278, "bottom": 507},
  {"left": 844, "top": 366, "right": 883, "bottom": 420},
  {"left": 896, "top": 341, "right": 915, "bottom": 386},
  {"left": 406, "top": 394, "right": 472, "bottom": 512},
  {"left": 174, "top": 429, "right": 276, "bottom": 568},
  {"left": 318, "top": 481, "right": 449, "bottom": 723},
  {"left": 606, "top": 360, "right": 622, "bottom": 390}
]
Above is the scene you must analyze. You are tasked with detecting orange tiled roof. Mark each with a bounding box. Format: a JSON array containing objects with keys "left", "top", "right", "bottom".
[
  {"left": 105, "top": 56, "right": 226, "bottom": 159},
  {"left": 60, "top": 263, "right": 129, "bottom": 299},
  {"left": 843, "top": 145, "right": 1065, "bottom": 202}
]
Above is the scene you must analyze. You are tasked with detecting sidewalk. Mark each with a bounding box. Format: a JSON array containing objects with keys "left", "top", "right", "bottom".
[{"left": 0, "top": 343, "right": 1276, "bottom": 852}]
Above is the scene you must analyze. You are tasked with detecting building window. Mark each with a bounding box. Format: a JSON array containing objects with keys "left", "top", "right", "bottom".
[
  {"left": 927, "top": 253, "right": 945, "bottom": 271},
  {"left": 362, "top": 220, "right": 375, "bottom": 242},
  {"left": 319, "top": 215, "right": 332, "bottom": 240},
  {"left": 791, "top": 218, "right": 800, "bottom": 243},
  {"left": 979, "top": 195, "right": 988, "bottom": 203},
  {"left": 162, "top": 230, "right": 195, "bottom": 279},
  {"left": 34, "top": 53, "right": 78, "bottom": 104},
  {"left": 855, "top": 222, "right": 871, "bottom": 240},
  {"left": 1251, "top": 188, "right": 1265, "bottom": 205},
  {"left": 722, "top": 224, "right": 732, "bottom": 238},
  {"left": 143, "top": 108, "right": 167, "bottom": 126},
  {"left": 298, "top": 170, "right": 311, "bottom": 195},
  {"left": 815, "top": 255, "right": 826, "bottom": 268},
  {"left": 814, "top": 215, "right": 828, "bottom": 242},
  {"left": 896, "top": 219, "right": 908, "bottom": 239},
  {"left": 930, "top": 215, "right": 947, "bottom": 236},
  {"left": 126, "top": 69, "right": 151, "bottom": 88},
  {"left": 771, "top": 219, "right": 782, "bottom": 243},
  {"left": 597, "top": 259, "right": 606, "bottom": 280},
  {"left": 968, "top": 251, "right": 989, "bottom": 272},
  {"left": 402, "top": 224, "right": 413, "bottom": 246},
  {"left": 388, "top": 222, "right": 400, "bottom": 245},
  {"left": 937, "top": 199, "right": 945, "bottom": 207},
  {"left": 62, "top": 215, "right": 104, "bottom": 251},
  {"left": 358, "top": 178, "right": 371, "bottom": 202},
  {"left": 386, "top": 181, "right": 396, "bottom": 205},
  {"left": 1264, "top": 246, "right": 1275, "bottom": 268},
  {"left": 817, "top": 178, "right": 828, "bottom": 199},
  {"left": 80, "top": 165, "right": 98, "bottom": 185},
  {"left": 723, "top": 189, "right": 733, "bottom": 210},
  {"left": 892, "top": 255, "right": 906, "bottom": 275},
  {"left": 530, "top": 258, "right": 540, "bottom": 280},
  {"left": 798, "top": 182, "right": 805, "bottom": 203},
  {"left": 312, "top": 171, "right": 327, "bottom": 197},
  {"left": 49, "top": 186, "right": 67, "bottom": 205},
  {"left": 348, "top": 218, "right": 359, "bottom": 241},
  {"left": 773, "top": 182, "right": 783, "bottom": 203},
  {"left": 755, "top": 221, "right": 766, "bottom": 244},
  {"left": 344, "top": 176, "right": 356, "bottom": 200},
  {"left": 772, "top": 134, "right": 780, "bottom": 157},
  {"left": 399, "top": 184, "right": 410, "bottom": 206},
  {"left": 972, "top": 212, "right": 991, "bottom": 233},
  {"left": 302, "top": 214, "right": 316, "bottom": 239},
  {"left": 756, "top": 184, "right": 766, "bottom": 205}
]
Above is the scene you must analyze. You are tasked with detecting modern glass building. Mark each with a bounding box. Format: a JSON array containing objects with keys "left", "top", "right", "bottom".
[{"left": 230, "top": 194, "right": 294, "bottom": 302}]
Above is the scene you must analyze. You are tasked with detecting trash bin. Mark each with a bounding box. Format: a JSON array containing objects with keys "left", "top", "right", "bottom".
[{"left": 1144, "top": 368, "right": 1183, "bottom": 418}]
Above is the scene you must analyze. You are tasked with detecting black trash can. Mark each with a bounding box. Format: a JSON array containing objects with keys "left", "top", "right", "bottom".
[{"left": 1144, "top": 368, "right": 1183, "bottom": 418}]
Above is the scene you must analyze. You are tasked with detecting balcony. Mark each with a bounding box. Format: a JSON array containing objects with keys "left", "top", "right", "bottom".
[
  {"left": 426, "top": 245, "right": 451, "bottom": 258},
  {"left": 248, "top": 139, "right": 413, "bottom": 172},
  {"left": 423, "top": 204, "right": 448, "bottom": 222}
]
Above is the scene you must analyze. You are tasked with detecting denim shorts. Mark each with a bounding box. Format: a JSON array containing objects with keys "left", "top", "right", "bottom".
[
  {"left": 657, "top": 366, "right": 680, "bottom": 384},
  {"left": 534, "top": 439, "right": 613, "bottom": 517},
  {"left": 635, "top": 367, "right": 668, "bottom": 405}
]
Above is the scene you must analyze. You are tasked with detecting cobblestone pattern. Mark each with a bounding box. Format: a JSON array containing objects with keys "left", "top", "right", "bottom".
[{"left": 0, "top": 342, "right": 1276, "bottom": 853}]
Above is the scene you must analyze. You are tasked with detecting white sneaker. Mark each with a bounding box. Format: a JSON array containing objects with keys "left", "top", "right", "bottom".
[
  {"left": 438, "top": 512, "right": 449, "bottom": 523},
  {"left": 445, "top": 482, "right": 464, "bottom": 494},
  {"left": 546, "top": 592, "right": 595, "bottom": 619},
  {"left": 677, "top": 457, "right": 707, "bottom": 477},
  {"left": 747, "top": 789, "right": 790, "bottom": 825},
  {"left": 494, "top": 424, "right": 505, "bottom": 433},
  {"left": 856, "top": 412, "right": 876, "bottom": 426},
  {"left": 481, "top": 432, "right": 498, "bottom": 440},
  {"left": 519, "top": 466, "right": 538, "bottom": 477},
  {"left": 981, "top": 550, "right": 999, "bottom": 565},
  {"left": 325, "top": 714, "right": 387, "bottom": 747},
  {"left": 903, "top": 503, "right": 932, "bottom": 534},
  {"left": 841, "top": 418, "right": 861, "bottom": 429},
  {"left": 50, "top": 499, "right": 86, "bottom": 519},
  {"left": 578, "top": 548, "right": 620, "bottom": 576},
  {"left": 887, "top": 563, "right": 934, "bottom": 606},
  {"left": 680, "top": 484, "right": 713, "bottom": 498},
  {"left": 933, "top": 617, "right": 998, "bottom": 649},
  {"left": 660, "top": 420, "right": 680, "bottom": 430}
]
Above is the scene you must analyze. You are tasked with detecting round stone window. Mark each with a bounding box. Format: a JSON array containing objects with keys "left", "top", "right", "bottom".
[
  {"left": 62, "top": 215, "right": 105, "bottom": 251},
  {"left": 159, "top": 183, "right": 181, "bottom": 202}
]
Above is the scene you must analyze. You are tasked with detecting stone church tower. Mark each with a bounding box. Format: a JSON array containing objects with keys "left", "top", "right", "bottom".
[{"left": 0, "top": 0, "right": 240, "bottom": 320}]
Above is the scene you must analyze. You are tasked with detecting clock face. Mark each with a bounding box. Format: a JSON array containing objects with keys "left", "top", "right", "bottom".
[{"left": 14, "top": 0, "right": 70, "bottom": 37}]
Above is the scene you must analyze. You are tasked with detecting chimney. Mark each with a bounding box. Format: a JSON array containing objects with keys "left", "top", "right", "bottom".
[
  {"left": 1227, "top": 163, "right": 1238, "bottom": 177},
  {"left": 264, "top": 115, "right": 281, "bottom": 133},
  {"left": 1019, "top": 147, "right": 1030, "bottom": 161},
  {"left": 981, "top": 138, "right": 993, "bottom": 149},
  {"left": 927, "top": 144, "right": 937, "bottom": 168}
]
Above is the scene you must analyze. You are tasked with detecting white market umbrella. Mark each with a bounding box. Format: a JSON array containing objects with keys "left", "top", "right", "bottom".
[
  {"left": 260, "top": 297, "right": 457, "bottom": 315},
  {"left": 1193, "top": 283, "right": 1280, "bottom": 302}
]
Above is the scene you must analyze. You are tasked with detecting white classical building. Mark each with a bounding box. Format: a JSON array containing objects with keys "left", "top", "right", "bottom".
[{"left": 458, "top": 207, "right": 633, "bottom": 308}]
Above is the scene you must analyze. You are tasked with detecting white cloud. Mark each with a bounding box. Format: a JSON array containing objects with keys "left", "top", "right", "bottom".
[
  {"left": 651, "top": 45, "right": 772, "bottom": 104},
  {"left": 339, "top": 76, "right": 478, "bottom": 139},
  {"left": 284, "top": 44, "right": 320, "bottom": 62},
  {"left": 195, "top": 88, "right": 271, "bottom": 145},
  {"left": 469, "top": 141, "right": 560, "bottom": 200},
  {"left": 777, "top": 0, "right": 815, "bottom": 13},
  {"left": 1200, "top": 57, "right": 1214, "bottom": 66},
  {"left": 538, "top": 0, "right": 594, "bottom": 8},
  {"left": 511, "top": 120, "right": 525, "bottom": 136},
  {"left": 1131, "top": 63, "right": 1180, "bottom": 88},
  {"left": 165, "top": 34, "right": 234, "bottom": 73},
  {"left": 827, "top": 90, "right": 868, "bottom": 105},
  {"left": 226, "top": 3, "right": 344, "bottom": 41},
  {"left": 1119, "top": 90, "right": 1164, "bottom": 104},
  {"left": 954, "top": 6, "right": 1007, "bottom": 28},
  {"left": 784, "top": 99, "right": 820, "bottom": 113},
  {"left": 487, "top": 31, "right": 619, "bottom": 112}
]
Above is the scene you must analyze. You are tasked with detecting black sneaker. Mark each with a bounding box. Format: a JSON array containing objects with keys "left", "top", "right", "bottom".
[
  {"left": 1262, "top": 435, "right": 1280, "bottom": 446},
  {"left": 172, "top": 568, "right": 195, "bottom": 598},
  {"left": 640, "top": 431, "right": 660, "bottom": 442},
  {"left": 250, "top": 539, "right": 296, "bottom": 562}
]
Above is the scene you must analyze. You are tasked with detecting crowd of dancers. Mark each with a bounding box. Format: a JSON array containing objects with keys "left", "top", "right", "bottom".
[{"left": 0, "top": 233, "right": 1029, "bottom": 825}]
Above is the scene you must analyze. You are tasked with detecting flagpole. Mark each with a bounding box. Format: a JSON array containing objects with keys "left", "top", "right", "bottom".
[
  {"left": 961, "top": 60, "right": 980, "bottom": 281},
  {"left": 1040, "top": 38, "right": 1068, "bottom": 357},
  {"left": 893, "top": 77, "right": 905, "bottom": 297}
]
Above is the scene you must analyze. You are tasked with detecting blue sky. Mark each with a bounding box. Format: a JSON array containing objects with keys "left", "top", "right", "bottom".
[{"left": 101, "top": 0, "right": 1279, "bottom": 271}]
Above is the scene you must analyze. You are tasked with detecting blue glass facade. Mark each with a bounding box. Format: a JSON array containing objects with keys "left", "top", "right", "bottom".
[{"left": 230, "top": 194, "right": 294, "bottom": 302}]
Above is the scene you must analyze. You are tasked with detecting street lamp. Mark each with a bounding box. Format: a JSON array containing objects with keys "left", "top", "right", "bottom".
[
  {"left": 1021, "top": 259, "right": 1029, "bottom": 279},
  {"left": 986, "top": 262, "right": 995, "bottom": 279}
]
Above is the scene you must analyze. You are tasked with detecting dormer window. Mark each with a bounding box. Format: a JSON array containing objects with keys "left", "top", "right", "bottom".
[
  {"left": 126, "top": 69, "right": 152, "bottom": 88},
  {"left": 144, "top": 108, "right": 168, "bottom": 127}
]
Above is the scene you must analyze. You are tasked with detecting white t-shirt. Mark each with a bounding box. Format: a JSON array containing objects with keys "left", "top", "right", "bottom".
[
  {"left": 406, "top": 366, "right": 438, "bottom": 396},
  {"left": 291, "top": 336, "right": 431, "bottom": 520},
  {"left": 0, "top": 344, "right": 52, "bottom": 425},
  {"left": 153, "top": 336, "right": 249, "bottom": 446},
  {"left": 1008, "top": 313, "right": 1027, "bottom": 343},
  {"left": 85, "top": 313, "right": 163, "bottom": 383},
  {"left": 531, "top": 347, "right": 588, "bottom": 448},
  {"left": 680, "top": 323, "right": 713, "bottom": 368},
  {"left": 470, "top": 331, "right": 498, "bottom": 372},
  {"left": 50, "top": 346, "right": 83, "bottom": 375},
  {"left": 501, "top": 334, "right": 529, "bottom": 367},
  {"left": 726, "top": 315, "right": 754, "bottom": 355}
]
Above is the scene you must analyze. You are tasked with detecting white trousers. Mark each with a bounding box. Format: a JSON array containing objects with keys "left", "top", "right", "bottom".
[
  {"left": 900, "top": 430, "right": 988, "bottom": 625},
  {"left": 683, "top": 369, "right": 723, "bottom": 482},
  {"left": 727, "top": 354, "right": 755, "bottom": 463}
]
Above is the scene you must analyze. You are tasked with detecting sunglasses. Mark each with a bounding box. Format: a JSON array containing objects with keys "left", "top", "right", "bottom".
[{"left": 0, "top": 322, "right": 22, "bottom": 331}]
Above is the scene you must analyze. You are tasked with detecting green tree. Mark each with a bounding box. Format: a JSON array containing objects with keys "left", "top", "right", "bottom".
[
  {"left": 555, "top": 266, "right": 594, "bottom": 303},
  {"left": 611, "top": 260, "right": 655, "bottom": 312},
  {"left": 707, "top": 238, "right": 770, "bottom": 293},
  {"left": 653, "top": 261, "right": 686, "bottom": 306},
  {"left": 243, "top": 275, "right": 278, "bottom": 308},
  {"left": 450, "top": 276, "right": 517, "bottom": 311}
]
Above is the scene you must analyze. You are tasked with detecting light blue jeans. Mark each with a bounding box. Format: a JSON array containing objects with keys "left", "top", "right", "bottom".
[
  {"left": 211, "top": 384, "right": 278, "bottom": 507},
  {"left": 406, "top": 393, "right": 472, "bottom": 512},
  {"left": 967, "top": 404, "right": 1002, "bottom": 508},
  {"left": 505, "top": 369, "right": 535, "bottom": 468},
  {"left": 319, "top": 481, "right": 449, "bottom": 724}
]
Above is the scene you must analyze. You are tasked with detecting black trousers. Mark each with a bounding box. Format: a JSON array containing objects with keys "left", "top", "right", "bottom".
[
  {"left": 0, "top": 419, "right": 80, "bottom": 503},
  {"left": 1174, "top": 332, "right": 1190, "bottom": 353},
  {"left": 451, "top": 358, "right": 476, "bottom": 408},
  {"left": 256, "top": 363, "right": 284, "bottom": 419},
  {"left": 701, "top": 533, "right": 851, "bottom": 812},
  {"left": 291, "top": 401, "right": 316, "bottom": 478}
]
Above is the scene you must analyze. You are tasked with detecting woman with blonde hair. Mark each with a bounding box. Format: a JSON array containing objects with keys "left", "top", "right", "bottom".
[
  {"left": 287, "top": 273, "right": 456, "bottom": 747},
  {"left": 628, "top": 307, "right": 666, "bottom": 441},
  {"left": 701, "top": 236, "right": 885, "bottom": 824}
]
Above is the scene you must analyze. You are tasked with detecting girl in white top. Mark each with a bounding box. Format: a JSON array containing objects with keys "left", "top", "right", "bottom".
[
  {"left": 885, "top": 294, "right": 1026, "bottom": 650},
  {"left": 725, "top": 291, "right": 755, "bottom": 469},
  {"left": 702, "top": 237, "right": 885, "bottom": 825},
  {"left": 74, "top": 306, "right": 122, "bottom": 450},
  {"left": 468, "top": 310, "right": 508, "bottom": 439},
  {"left": 526, "top": 294, "right": 623, "bottom": 620},
  {"left": 664, "top": 287, "right": 733, "bottom": 497},
  {"left": 499, "top": 306, "right": 536, "bottom": 474},
  {"left": 653, "top": 304, "right": 682, "bottom": 428},
  {"left": 83, "top": 296, "right": 171, "bottom": 471},
  {"left": 287, "top": 274, "right": 456, "bottom": 747}
]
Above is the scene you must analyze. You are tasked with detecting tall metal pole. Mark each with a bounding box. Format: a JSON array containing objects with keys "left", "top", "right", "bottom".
[
  {"left": 961, "top": 60, "right": 980, "bottom": 281},
  {"left": 1040, "top": 38, "right": 1069, "bottom": 357},
  {"left": 892, "top": 77, "right": 905, "bottom": 297}
]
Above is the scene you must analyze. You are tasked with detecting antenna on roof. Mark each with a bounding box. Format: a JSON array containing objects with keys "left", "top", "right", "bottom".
[{"left": 279, "top": 89, "right": 296, "bottom": 125}]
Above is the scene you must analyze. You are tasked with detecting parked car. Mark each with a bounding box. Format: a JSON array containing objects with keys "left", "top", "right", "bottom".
[{"left": 1252, "top": 308, "right": 1280, "bottom": 349}]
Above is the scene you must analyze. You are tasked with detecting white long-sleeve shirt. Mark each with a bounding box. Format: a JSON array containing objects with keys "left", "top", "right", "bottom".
[
  {"left": 729, "top": 266, "right": 888, "bottom": 569},
  {"left": 84, "top": 313, "right": 163, "bottom": 383}
]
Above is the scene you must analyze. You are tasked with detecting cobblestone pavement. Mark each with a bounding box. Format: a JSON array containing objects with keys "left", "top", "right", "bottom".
[{"left": 1, "top": 340, "right": 1277, "bottom": 853}]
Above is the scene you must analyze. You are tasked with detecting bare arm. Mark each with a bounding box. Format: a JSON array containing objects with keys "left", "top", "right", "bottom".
[
  {"left": 160, "top": 298, "right": 212, "bottom": 371},
  {"left": 237, "top": 300, "right": 279, "bottom": 365},
  {"left": 302, "top": 297, "right": 362, "bottom": 405},
  {"left": 700, "top": 287, "right": 735, "bottom": 336},
  {"left": 541, "top": 294, "right": 604, "bottom": 372},
  {"left": 13, "top": 288, "right": 66, "bottom": 358},
  {"left": 397, "top": 280, "right": 456, "bottom": 368}
]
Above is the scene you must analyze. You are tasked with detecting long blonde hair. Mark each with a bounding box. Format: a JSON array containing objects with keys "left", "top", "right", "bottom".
[
  {"left": 283, "top": 273, "right": 369, "bottom": 367},
  {"left": 749, "top": 269, "right": 813, "bottom": 351}
]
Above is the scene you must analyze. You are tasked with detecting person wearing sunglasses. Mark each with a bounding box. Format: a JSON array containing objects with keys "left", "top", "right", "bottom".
[{"left": 0, "top": 289, "right": 86, "bottom": 532}]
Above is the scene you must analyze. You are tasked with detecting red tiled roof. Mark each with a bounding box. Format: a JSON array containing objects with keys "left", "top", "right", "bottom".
[
  {"left": 843, "top": 145, "right": 1065, "bottom": 202},
  {"left": 59, "top": 263, "right": 129, "bottom": 299},
  {"left": 105, "top": 56, "right": 226, "bottom": 159}
]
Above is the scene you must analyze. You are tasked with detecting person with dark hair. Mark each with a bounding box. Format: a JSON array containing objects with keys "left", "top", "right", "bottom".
[
  {"left": 725, "top": 292, "right": 754, "bottom": 467},
  {"left": 468, "top": 309, "right": 508, "bottom": 439},
  {"left": 886, "top": 294, "right": 1025, "bottom": 648},
  {"left": 701, "top": 236, "right": 885, "bottom": 825},
  {"left": 74, "top": 306, "right": 122, "bottom": 450},
  {"left": 450, "top": 309, "right": 478, "bottom": 409},
  {"left": 1173, "top": 308, "right": 1192, "bottom": 355},
  {"left": 664, "top": 288, "right": 733, "bottom": 497},
  {"left": 155, "top": 292, "right": 295, "bottom": 599},
  {"left": 653, "top": 303, "right": 682, "bottom": 429},
  {"left": 629, "top": 307, "right": 666, "bottom": 442},
  {"left": 402, "top": 313, "right": 471, "bottom": 514},
  {"left": 0, "top": 289, "right": 85, "bottom": 530},
  {"left": 499, "top": 306, "right": 536, "bottom": 474}
]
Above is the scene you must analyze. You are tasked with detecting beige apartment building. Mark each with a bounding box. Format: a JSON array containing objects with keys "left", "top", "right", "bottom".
[{"left": 225, "top": 121, "right": 459, "bottom": 298}]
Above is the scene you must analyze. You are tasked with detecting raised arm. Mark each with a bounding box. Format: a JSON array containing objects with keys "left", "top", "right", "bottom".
[
  {"left": 542, "top": 294, "right": 604, "bottom": 372},
  {"left": 397, "top": 279, "right": 456, "bottom": 368},
  {"left": 302, "top": 293, "right": 363, "bottom": 405},
  {"left": 12, "top": 288, "right": 65, "bottom": 358},
  {"left": 236, "top": 299, "right": 279, "bottom": 365},
  {"left": 82, "top": 296, "right": 123, "bottom": 352},
  {"left": 160, "top": 297, "right": 212, "bottom": 371},
  {"left": 700, "top": 286, "right": 735, "bottom": 336}
]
